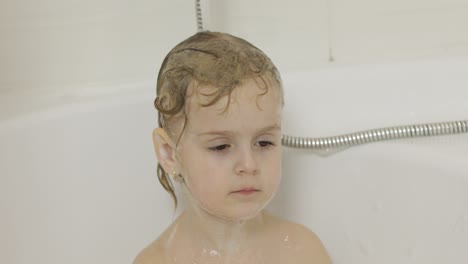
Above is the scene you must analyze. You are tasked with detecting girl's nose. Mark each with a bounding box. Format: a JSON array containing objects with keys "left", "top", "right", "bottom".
[{"left": 234, "top": 147, "right": 258, "bottom": 175}]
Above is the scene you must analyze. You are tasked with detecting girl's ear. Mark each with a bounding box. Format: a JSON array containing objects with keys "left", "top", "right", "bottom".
[{"left": 152, "top": 128, "right": 177, "bottom": 173}]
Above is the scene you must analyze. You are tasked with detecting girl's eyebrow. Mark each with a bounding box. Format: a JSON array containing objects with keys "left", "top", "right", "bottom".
[
  {"left": 197, "top": 124, "right": 281, "bottom": 137},
  {"left": 197, "top": 130, "right": 235, "bottom": 137},
  {"left": 257, "top": 124, "right": 281, "bottom": 134}
]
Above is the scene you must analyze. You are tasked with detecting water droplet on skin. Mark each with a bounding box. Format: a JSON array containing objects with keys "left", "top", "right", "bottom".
[
  {"left": 209, "top": 249, "right": 220, "bottom": 257},
  {"left": 282, "top": 235, "right": 294, "bottom": 249}
]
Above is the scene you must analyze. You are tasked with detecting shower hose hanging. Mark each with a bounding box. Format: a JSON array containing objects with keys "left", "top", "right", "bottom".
[{"left": 194, "top": 0, "right": 468, "bottom": 153}]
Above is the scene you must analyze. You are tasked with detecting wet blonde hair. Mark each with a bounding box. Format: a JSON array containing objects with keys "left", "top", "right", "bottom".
[{"left": 154, "top": 31, "right": 283, "bottom": 207}]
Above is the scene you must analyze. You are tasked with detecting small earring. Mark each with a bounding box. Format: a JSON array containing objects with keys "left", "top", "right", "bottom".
[{"left": 172, "top": 171, "right": 181, "bottom": 182}]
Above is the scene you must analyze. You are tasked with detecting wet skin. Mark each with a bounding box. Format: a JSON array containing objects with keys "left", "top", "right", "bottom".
[{"left": 135, "top": 78, "right": 331, "bottom": 264}]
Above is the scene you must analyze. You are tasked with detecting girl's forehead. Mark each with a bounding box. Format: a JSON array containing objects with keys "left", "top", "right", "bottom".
[
  {"left": 185, "top": 92, "right": 281, "bottom": 135},
  {"left": 186, "top": 78, "right": 282, "bottom": 114}
]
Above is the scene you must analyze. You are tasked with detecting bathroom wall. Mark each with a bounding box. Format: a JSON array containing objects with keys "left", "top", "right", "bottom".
[
  {"left": 1, "top": 1, "right": 467, "bottom": 264},
  {"left": 208, "top": 0, "right": 468, "bottom": 71},
  {"left": 1, "top": 0, "right": 468, "bottom": 121},
  {"left": 0, "top": 0, "right": 194, "bottom": 121}
]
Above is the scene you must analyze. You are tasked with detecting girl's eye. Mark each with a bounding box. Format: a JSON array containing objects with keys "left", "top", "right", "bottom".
[
  {"left": 258, "top": 141, "right": 274, "bottom": 147},
  {"left": 209, "top": 144, "right": 230, "bottom": 151}
]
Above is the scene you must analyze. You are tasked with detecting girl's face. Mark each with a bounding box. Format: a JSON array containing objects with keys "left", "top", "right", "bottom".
[{"left": 176, "top": 78, "right": 282, "bottom": 221}]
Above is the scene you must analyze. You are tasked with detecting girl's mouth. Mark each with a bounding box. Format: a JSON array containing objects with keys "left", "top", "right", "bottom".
[{"left": 232, "top": 188, "right": 259, "bottom": 195}]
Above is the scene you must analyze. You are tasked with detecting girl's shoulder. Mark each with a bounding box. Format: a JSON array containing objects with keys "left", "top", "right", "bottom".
[
  {"left": 132, "top": 238, "right": 167, "bottom": 264},
  {"left": 132, "top": 222, "right": 177, "bottom": 264},
  {"left": 263, "top": 212, "right": 332, "bottom": 264}
]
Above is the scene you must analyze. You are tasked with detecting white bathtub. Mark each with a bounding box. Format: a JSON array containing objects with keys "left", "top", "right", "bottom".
[{"left": 1, "top": 56, "right": 467, "bottom": 264}]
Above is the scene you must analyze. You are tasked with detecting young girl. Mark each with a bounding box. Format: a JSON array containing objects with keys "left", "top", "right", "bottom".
[{"left": 134, "top": 31, "right": 331, "bottom": 264}]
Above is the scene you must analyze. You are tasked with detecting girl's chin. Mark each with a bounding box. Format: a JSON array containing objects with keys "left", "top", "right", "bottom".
[{"left": 185, "top": 194, "right": 273, "bottom": 222}]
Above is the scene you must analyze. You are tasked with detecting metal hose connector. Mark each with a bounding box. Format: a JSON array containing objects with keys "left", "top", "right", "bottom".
[
  {"left": 282, "top": 120, "right": 468, "bottom": 154},
  {"left": 195, "top": 0, "right": 204, "bottom": 32}
]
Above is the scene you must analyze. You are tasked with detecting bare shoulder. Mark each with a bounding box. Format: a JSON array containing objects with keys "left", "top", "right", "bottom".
[
  {"left": 265, "top": 212, "right": 332, "bottom": 264},
  {"left": 132, "top": 239, "right": 167, "bottom": 264},
  {"left": 289, "top": 222, "right": 332, "bottom": 264}
]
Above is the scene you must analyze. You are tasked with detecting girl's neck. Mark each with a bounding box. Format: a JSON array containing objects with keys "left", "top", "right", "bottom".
[{"left": 176, "top": 205, "right": 267, "bottom": 256}]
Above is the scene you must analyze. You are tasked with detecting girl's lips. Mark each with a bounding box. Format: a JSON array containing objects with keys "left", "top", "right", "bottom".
[{"left": 232, "top": 188, "right": 259, "bottom": 194}]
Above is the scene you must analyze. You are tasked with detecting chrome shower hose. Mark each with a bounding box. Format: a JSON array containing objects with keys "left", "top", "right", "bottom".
[{"left": 282, "top": 120, "right": 468, "bottom": 151}]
